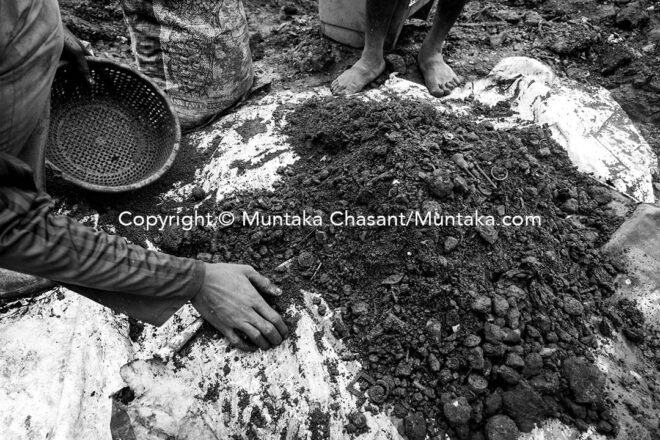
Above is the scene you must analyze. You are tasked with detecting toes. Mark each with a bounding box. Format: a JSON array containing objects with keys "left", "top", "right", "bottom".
[{"left": 427, "top": 83, "right": 444, "bottom": 98}]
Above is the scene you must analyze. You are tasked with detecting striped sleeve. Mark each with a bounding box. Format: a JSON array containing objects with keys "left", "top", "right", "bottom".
[{"left": 0, "top": 153, "right": 205, "bottom": 325}]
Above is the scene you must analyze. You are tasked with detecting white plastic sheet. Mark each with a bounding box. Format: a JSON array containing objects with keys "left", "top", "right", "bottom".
[
  {"left": 1, "top": 57, "right": 657, "bottom": 440},
  {"left": 0, "top": 290, "right": 131, "bottom": 440}
]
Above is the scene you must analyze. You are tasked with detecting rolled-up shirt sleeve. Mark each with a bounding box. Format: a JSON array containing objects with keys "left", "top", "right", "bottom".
[{"left": 0, "top": 153, "right": 205, "bottom": 325}]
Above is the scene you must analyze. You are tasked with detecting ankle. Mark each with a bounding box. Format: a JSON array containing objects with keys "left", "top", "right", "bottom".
[
  {"left": 360, "top": 50, "right": 384, "bottom": 66},
  {"left": 418, "top": 47, "right": 444, "bottom": 63}
]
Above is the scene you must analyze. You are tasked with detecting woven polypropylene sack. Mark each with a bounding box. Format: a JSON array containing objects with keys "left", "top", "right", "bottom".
[{"left": 122, "top": 0, "right": 254, "bottom": 130}]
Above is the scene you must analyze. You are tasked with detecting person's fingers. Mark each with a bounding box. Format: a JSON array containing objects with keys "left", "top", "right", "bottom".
[
  {"left": 239, "top": 323, "right": 271, "bottom": 350},
  {"left": 250, "top": 315, "right": 283, "bottom": 346},
  {"left": 245, "top": 268, "right": 282, "bottom": 297},
  {"left": 255, "top": 301, "right": 289, "bottom": 338},
  {"left": 77, "top": 57, "right": 92, "bottom": 85},
  {"left": 223, "top": 328, "right": 256, "bottom": 352},
  {"left": 77, "top": 39, "right": 92, "bottom": 56}
]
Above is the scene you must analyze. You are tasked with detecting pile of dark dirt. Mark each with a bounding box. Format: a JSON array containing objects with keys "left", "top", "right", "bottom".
[
  {"left": 81, "top": 94, "right": 654, "bottom": 439},
  {"left": 223, "top": 95, "right": 636, "bottom": 439}
]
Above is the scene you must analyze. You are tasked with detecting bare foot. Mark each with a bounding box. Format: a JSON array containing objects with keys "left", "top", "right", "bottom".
[
  {"left": 331, "top": 56, "right": 385, "bottom": 96},
  {"left": 418, "top": 50, "right": 462, "bottom": 97}
]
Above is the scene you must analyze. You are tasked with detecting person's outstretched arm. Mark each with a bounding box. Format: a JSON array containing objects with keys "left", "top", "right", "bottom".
[{"left": 0, "top": 153, "right": 287, "bottom": 350}]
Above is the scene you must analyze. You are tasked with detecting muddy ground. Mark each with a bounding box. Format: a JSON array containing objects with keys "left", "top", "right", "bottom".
[{"left": 49, "top": 0, "right": 660, "bottom": 439}]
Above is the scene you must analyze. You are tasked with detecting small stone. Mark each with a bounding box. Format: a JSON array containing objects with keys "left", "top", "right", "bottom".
[
  {"left": 281, "top": 2, "right": 298, "bottom": 15},
  {"left": 502, "top": 328, "right": 521, "bottom": 344},
  {"left": 298, "top": 251, "right": 316, "bottom": 268},
  {"left": 483, "top": 343, "right": 506, "bottom": 358},
  {"left": 523, "top": 353, "right": 543, "bottom": 377},
  {"left": 463, "top": 334, "right": 481, "bottom": 347},
  {"left": 484, "top": 393, "right": 502, "bottom": 416},
  {"left": 191, "top": 186, "right": 206, "bottom": 201},
  {"left": 472, "top": 296, "right": 492, "bottom": 314},
  {"left": 381, "top": 273, "right": 404, "bottom": 285},
  {"left": 490, "top": 32, "right": 507, "bottom": 47},
  {"left": 315, "top": 230, "right": 327, "bottom": 243},
  {"left": 403, "top": 412, "right": 427, "bottom": 440},
  {"left": 349, "top": 411, "right": 367, "bottom": 429},
  {"left": 476, "top": 224, "right": 499, "bottom": 244},
  {"left": 382, "top": 313, "right": 406, "bottom": 332},
  {"left": 597, "top": 420, "right": 614, "bottom": 434},
  {"left": 564, "top": 297, "right": 584, "bottom": 316},
  {"left": 395, "top": 361, "right": 413, "bottom": 377},
  {"left": 465, "top": 132, "right": 480, "bottom": 142},
  {"left": 526, "top": 325, "right": 541, "bottom": 339},
  {"left": 196, "top": 252, "right": 213, "bottom": 262},
  {"left": 486, "top": 415, "right": 520, "bottom": 440},
  {"left": 468, "top": 374, "right": 489, "bottom": 394},
  {"left": 599, "top": 317, "right": 614, "bottom": 337},
  {"left": 507, "top": 307, "right": 520, "bottom": 329},
  {"left": 616, "top": 5, "right": 650, "bottom": 30},
  {"left": 368, "top": 385, "right": 387, "bottom": 404},
  {"left": 429, "top": 175, "right": 454, "bottom": 199},
  {"left": 503, "top": 285, "right": 527, "bottom": 299},
  {"left": 317, "top": 303, "right": 327, "bottom": 316},
  {"left": 444, "top": 236, "right": 459, "bottom": 253},
  {"left": 385, "top": 54, "right": 407, "bottom": 75},
  {"left": 524, "top": 11, "right": 543, "bottom": 26},
  {"left": 562, "top": 356, "right": 606, "bottom": 404},
  {"left": 492, "top": 294, "right": 509, "bottom": 317},
  {"left": 426, "top": 318, "right": 443, "bottom": 344},
  {"left": 505, "top": 353, "right": 525, "bottom": 370},
  {"left": 484, "top": 323, "right": 505, "bottom": 343},
  {"left": 561, "top": 198, "right": 578, "bottom": 213},
  {"left": 421, "top": 200, "right": 442, "bottom": 215},
  {"left": 351, "top": 301, "right": 369, "bottom": 316},
  {"left": 332, "top": 316, "right": 348, "bottom": 338},
  {"left": 466, "top": 347, "right": 485, "bottom": 370},
  {"left": 649, "top": 26, "right": 660, "bottom": 42},
  {"left": 498, "top": 365, "right": 521, "bottom": 385},
  {"left": 538, "top": 147, "right": 551, "bottom": 157},
  {"left": 530, "top": 371, "right": 560, "bottom": 394},
  {"left": 502, "top": 384, "right": 549, "bottom": 432},
  {"left": 453, "top": 176, "right": 470, "bottom": 194},
  {"left": 428, "top": 353, "right": 441, "bottom": 372},
  {"left": 443, "top": 397, "right": 472, "bottom": 426},
  {"left": 589, "top": 186, "right": 613, "bottom": 205}
]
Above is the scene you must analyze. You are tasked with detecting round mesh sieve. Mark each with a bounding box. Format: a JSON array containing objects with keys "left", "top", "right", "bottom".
[{"left": 47, "top": 59, "right": 180, "bottom": 192}]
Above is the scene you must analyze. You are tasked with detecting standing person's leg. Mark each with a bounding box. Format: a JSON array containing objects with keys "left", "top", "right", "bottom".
[
  {"left": 418, "top": 0, "right": 468, "bottom": 97},
  {"left": 331, "top": 0, "right": 407, "bottom": 95}
]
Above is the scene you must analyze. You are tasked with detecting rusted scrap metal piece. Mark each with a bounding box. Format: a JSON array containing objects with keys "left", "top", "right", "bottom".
[
  {"left": 473, "top": 162, "right": 497, "bottom": 188},
  {"left": 491, "top": 166, "right": 509, "bottom": 181},
  {"left": 451, "top": 153, "right": 479, "bottom": 181},
  {"left": 347, "top": 371, "right": 376, "bottom": 397}
]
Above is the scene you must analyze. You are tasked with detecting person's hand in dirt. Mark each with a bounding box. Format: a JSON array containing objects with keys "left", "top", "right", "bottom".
[
  {"left": 191, "top": 263, "right": 289, "bottom": 351},
  {"left": 61, "top": 25, "right": 92, "bottom": 85}
]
